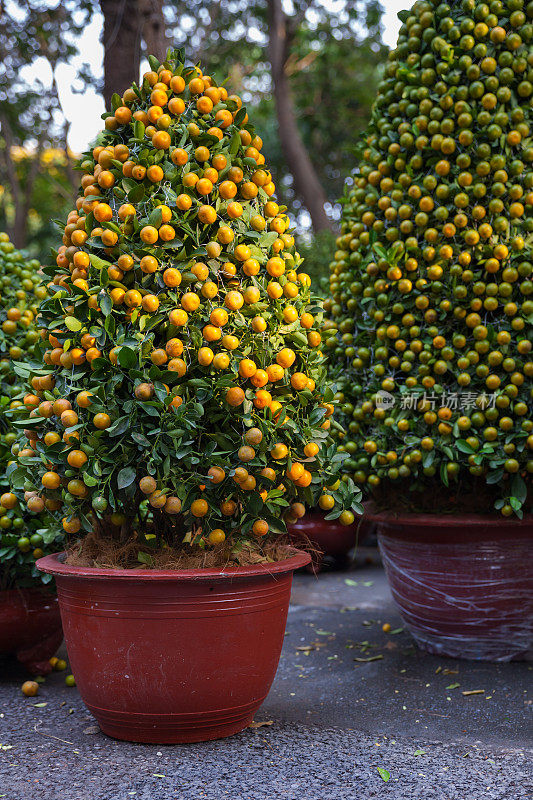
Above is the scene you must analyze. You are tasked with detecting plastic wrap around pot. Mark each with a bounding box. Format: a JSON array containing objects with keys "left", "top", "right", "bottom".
[{"left": 375, "top": 514, "right": 533, "bottom": 662}]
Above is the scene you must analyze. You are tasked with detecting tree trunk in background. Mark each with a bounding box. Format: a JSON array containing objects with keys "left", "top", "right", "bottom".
[
  {"left": 139, "top": 0, "right": 168, "bottom": 61},
  {"left": 267, "top": 0, "right": 333, "bottom": 233},
  {"left": 101, "top": 0, "right": 142, "bottom": 109},
  {"left": 0, "top": 116, "right": 45, "bottom": 249}
]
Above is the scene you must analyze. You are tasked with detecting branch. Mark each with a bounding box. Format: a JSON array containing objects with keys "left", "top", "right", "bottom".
[
  {"left": 285, "top": 50, "right": 318, "bottom": 77},
  {"left": 40, "top": 170, "right": 77, "bottom": 204}
]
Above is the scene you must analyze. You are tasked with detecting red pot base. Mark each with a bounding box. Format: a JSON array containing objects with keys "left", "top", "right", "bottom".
[{"left": 89, "top": 697, "right": 262, "bottom": 744}]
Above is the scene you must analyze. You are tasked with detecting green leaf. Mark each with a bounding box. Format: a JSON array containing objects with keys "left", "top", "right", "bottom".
[
  {"left": 108, "top": 417, "right": 130, "bottom": 436},
  {"left": 259, "top": 231, "right": 279, "bottom": 249},
  {"left": 134, "top": 120, "right": 145, "bottom": 140},
  {"left": 148, "top": 207, "right": 163, "bottom": 228},
  {"left": 229, "top": 131, "right": 241, "bottom": 155},
  {"left": 486, "top": 468, "right": 504, "bottom": 485},
  {"left": 233, "top": 107, "right": 247, "bottom": 126},
  {"left": 100, "top": 293, "right": 112, "bottom": 317},
  {"left": 104, "top": 314, "right": 116, "bottom": 336},
  {"left": 456, "top": 440, "right": 475, "bottom": 454},
  {"left": 64, "top": 316, "right": 82, "bottom": 332},
  {"left": 117, "top": 347, "right": 138, "bottom": 369},
  {"left": 132, "top": 432, "right": 151, "bottom": 447},
  {"left": 89, "top": 254, "right": 112, "bottom": 270},
  {"left": 128, "top": 183, "right": 145, "bottom": 203},
  {"left": 103, "top": 221, "right": 122, "bottom": 235},
  {"left": 511, "top": 475, "right": 527, "bottom": 504},
  {"left": 117, "top": 467, "right": 136, "bottom": 489},
  {"left": 377, "top": 768, "right": 390, "bottom": 782}
]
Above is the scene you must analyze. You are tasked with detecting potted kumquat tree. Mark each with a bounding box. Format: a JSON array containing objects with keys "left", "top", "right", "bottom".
[
  {"left": 327, "top": 0, "right": 532, "bottom": 661},
  {"left": 0, "top": 235, "right": 63, "bottom": 674},
  {"left": 16, "top": 49, "right": 361, "bottom": 743}
]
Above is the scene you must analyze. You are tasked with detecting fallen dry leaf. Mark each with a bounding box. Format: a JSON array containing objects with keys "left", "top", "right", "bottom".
[
  {"left": 83, "top": 726, "right": 100, "bottom": 735},
  {"left": 354, "top": 655, "right": 384, "bottom": 663},
  {"left": 248, "top": 720, "right": 274, "bottom": 729}
]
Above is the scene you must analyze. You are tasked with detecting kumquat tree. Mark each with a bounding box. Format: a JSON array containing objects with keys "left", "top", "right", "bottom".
[
  {"left": 0, "top": 235, "right": 62, "bottom": 587},
  {"left": 12, "top": 48, "right": 361, "bottom": 567},
  {"left": 326, "top": 0, "right": 533, "bottom": 517}
]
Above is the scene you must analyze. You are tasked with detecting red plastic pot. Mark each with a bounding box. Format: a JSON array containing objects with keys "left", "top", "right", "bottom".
[
  {"left": 0, "top": 589, "right": 62, "bottom": 674},
  {"left": 371, "top": 510, "right": 533, "bottom": 661},
  {"left": 288, "top": 512, "right": 361, "bottom": 571},
  {"left": 37, "top": 550, "right": 310, "bottom": 744}
]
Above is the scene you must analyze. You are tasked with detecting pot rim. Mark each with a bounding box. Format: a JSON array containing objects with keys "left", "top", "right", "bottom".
[
  {"left": 363, "top": 501, "right": 532, "bottom": 529},
  {"left": 36, "top": 550, "right": 311, "bottom": 581},
  {"left": 288, "top": 513, "right": 361, "bottom": 536}
]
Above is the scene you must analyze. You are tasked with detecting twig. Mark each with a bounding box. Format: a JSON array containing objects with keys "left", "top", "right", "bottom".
[{"left": 33, "top": 723, "right": 74, "bottom": 746}]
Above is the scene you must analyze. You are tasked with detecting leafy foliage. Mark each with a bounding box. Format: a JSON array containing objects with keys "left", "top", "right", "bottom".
[
  {"left": 326, "top": 0, "right": 532, "bottom": 517},
  {"left": 297, "top": 230, "right": 337, "bottom": 291},
  {"left": 0, "top": 234, "right": 62, "bottom": 588},
  {"left": 15, "top": 50, "right": 361, "bottom": 565},
  {"left": 0, "top": 148, "right": 79, "bottom": 259}
]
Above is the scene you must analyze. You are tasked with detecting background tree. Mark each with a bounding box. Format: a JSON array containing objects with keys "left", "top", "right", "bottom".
[
  {"left": 163, "top": 0, "right": 386, "bottom": 231},
  {"left": 0, "top": 0, "right": 93, "bottom": 249},
  {"left": 1, "top": 0, "right": 387, "bottom": 263},
  {"left": 0, "top": 0, "right": 170, "bottom": 257},
  {"left": 100, "top": 0, "right": 169, "bottom": 108},
  {"left": 100, "top": 0, "right": 142, "bottom": 109},
  {"left": 266, "top": 0, "right": 331, "bottom": 232}
]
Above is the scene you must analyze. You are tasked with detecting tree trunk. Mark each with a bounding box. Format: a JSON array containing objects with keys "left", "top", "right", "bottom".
[
  {"left": 101, "top": 0, "right": 142, "bottom": 109},
  {"left": 11, "top": 202, "right": 27, "bottom": 250},
  {"left": 0, "top": 114, "right": 44, "bottom": 250},
  {"left": 62, "top": 121, "right": 79, "bottom": 206},
  {"left": 267, "top": 0, "right": 333, "bottom": 233},
  {"left": 139, "top": 0, "right": 168, "bottom": 62}
]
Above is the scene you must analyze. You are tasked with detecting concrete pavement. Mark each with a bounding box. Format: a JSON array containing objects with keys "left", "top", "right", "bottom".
[{"left": 0, "top": 558, "right": 531, "bottom": 800}]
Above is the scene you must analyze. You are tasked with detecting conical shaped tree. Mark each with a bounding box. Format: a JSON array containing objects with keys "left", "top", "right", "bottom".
[
  {"left": 0, "top": 235, "right": 62, "bottom": 587},
  {"left": 16, "top": 50, "right": 359, "bottom": 565},
  {"left": 326, "top": 0, "right": 532, "bottom": 517}
]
